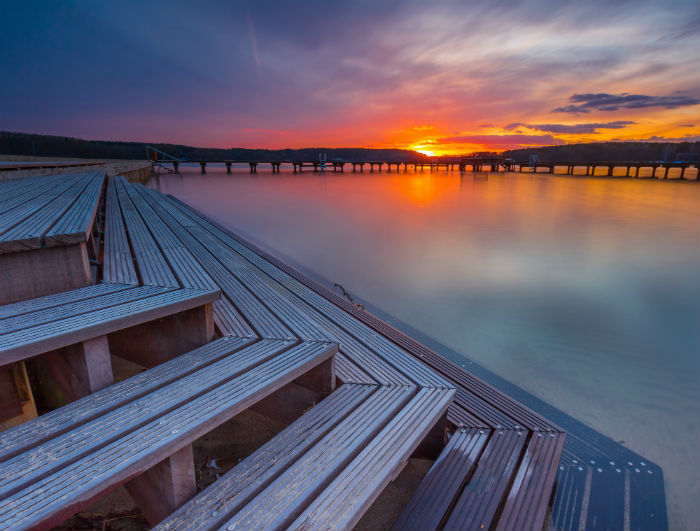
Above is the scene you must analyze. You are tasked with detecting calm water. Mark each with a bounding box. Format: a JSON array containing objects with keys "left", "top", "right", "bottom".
[{"left": 149, "top": 166, "right": 699, "bottom": 529}]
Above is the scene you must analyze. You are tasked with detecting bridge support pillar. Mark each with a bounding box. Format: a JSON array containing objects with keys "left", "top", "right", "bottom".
[
  {"left": 173, "top": 161, "right": 179, "bottom": 173},
  {"left": 249, "top": 162, "right": 257, "bottom": 174},
  {"left": 199, "top": 162, "right": 206, "bottom": 174},
  {"left": 225, "top": 162, "right": 232, "bottom": 174}
]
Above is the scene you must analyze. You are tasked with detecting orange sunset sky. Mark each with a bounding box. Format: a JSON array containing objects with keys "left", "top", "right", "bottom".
[{"left": 1, "top": 1, "right": 698, "bottom": 154}]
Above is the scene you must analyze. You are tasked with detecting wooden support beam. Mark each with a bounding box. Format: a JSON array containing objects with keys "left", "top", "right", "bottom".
[
  {"left": 0, "top": 242, "right": 92, "bottom": 305},
  {"left": 411, "top": 410, "right": 449, "bottom": 460},
  {"left": 108, "top": 303, "right": 214, "bottom": 368},
  {"left": 0, "top": 362, "right": 38, "bottom": 428},
  {"left": 125, "top": 444, "right": 197, "bottom": 526},
  {"left": 39, "top": 335, "right": 114, "bottom": 405}
]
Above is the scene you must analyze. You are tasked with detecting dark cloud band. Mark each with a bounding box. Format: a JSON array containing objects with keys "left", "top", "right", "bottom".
[{"left": 552, "top": 92, "right": 700, "bottom": 113}]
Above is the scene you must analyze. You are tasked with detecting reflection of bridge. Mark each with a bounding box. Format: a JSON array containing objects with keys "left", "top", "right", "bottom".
[{"left": 510, "top": 161, "right": 697, "bottom": 179}]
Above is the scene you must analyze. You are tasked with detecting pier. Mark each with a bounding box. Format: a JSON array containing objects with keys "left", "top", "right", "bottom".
[
  {"left": 0, "top": 170, "right": 570, "bottom": 530},
  {"left": 154, "top": 157, "right": 698, "bottom": 180}
]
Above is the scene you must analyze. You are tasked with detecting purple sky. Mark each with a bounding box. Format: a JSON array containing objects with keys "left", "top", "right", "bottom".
[{"left": 1, "top": 0, "right": 698, "bottom": 153}]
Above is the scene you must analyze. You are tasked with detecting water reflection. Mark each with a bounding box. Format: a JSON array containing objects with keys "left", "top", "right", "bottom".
[{"left": 149, "top": 166, "right": 699, "bottom": 529}]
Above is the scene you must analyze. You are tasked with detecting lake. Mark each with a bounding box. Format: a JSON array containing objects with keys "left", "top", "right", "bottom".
[{"left": 148, "top": 165, "right": 699, "bottom": 530}]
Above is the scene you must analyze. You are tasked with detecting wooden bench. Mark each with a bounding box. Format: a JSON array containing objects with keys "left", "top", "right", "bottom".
[
  {"left": 0, "top": 171, "right": 106, "bottom": 304},
  {"left": 155, "top": 383, "right": 455, "bottom": 531},
  {"left": 0, "top": 337, "right": 337, "bottom": 530},
  {"left": 0, "top": 282, "right": 219, "bottom": 413}
]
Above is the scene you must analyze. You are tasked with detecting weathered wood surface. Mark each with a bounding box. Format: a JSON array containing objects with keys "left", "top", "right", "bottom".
[
  {"left": 0, "top": 339, "right": 337, "bottom": 530},
  {"left": 103, "top": 176, "right": 139, "bottom": 285},
  {"left": 0, "top": 171, "right": 105, "bottom": 254},
  {"left": 0, "top": 242, "right": 93, "bottom": 305},
  {"left": 0, "top": 283, "right": 219, "bottom": 366},
  {"left": 392, "top": 428, "right": 490, "bottom": 530},
  {"left": 0, "top": 171, "right": 106, "bottom": 302},
  {"left": 154, "top": 384, "right": 454, "bottom": 531}
]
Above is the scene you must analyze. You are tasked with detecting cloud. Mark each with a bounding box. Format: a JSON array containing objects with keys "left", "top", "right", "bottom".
[
  {"left": 680, "top": 123, "right": 696, "bottom": 127},
  {"left": 435, "top": 134, "right": 564, "bottom": 149},
  {"left": 528, "top": 121, "right": 636, "bottom": 134},
  {"left": 552, "top": 92, "right": 700, "bottom": 113}
]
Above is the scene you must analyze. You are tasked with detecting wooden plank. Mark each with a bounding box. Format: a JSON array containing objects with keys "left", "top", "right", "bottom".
[
  {"left": 183, "top": 223, "right": 333, "bottom": 342},
  {"left": 120, "top": 180, "right": 218, "bottom": 290},
  {"left": 0, "top": 336, "right": 254, "bottom": 461},
  {"left": 135, "top": 189, "right": 296, "bottom": 341},
  {"left": 392, "top": 428, "right": 490, "bottom": 531},
  {"left": 212, "top": 298, "right": 257, "bottom": 338},
  {"left": 289, "top": 387, "right": 455, "bottom": 531},
  {"left": 442, "top": 430, "right": 528, "bottom": 531},
  {"left": 44, "top": 171, "right": 105, "bottom": 247},
  {"left": 447, "top": 402, "right": 490, "bottom": 429},
  {"left": 0, "top": 282, "right": 129, "bottom": 319},
  {"left": 0, "top": 340, "right": 335, "bottom": 530},
  {"left": 496, "top": 431, "right": 567, "bottom": 530},
  {"left": 154, "top": 383, "right": 376, "bottom": 531},
  {"left": 103, "top": 177, "right": 139, "bottom": 285},
  {"left": 0, "top": 340, "right": 313, "bottom": 484},
  {"left": 0, "top": 173, "right": 92, "bottom": 253},
  {"left": 0, "top": 287, "right": 219, "bottom": 365},
  {"left": 210, "top": 385, "right": 415, "bottom": 531},
  {"left": 335, "top": 352, "right": 377, "bottom": 385},
  {"left": 0, "top": 173, "right": 68, "bottom": 215},
  {"left": 114, "top": 177, "right": 178, "bottom": 287},
  {"left": 0, "top": 285, "right": 171, "bottom": 335}
]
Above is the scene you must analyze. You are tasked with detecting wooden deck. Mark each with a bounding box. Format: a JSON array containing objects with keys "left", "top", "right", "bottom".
[
  {"left": 0, "top": 172, "right": 578, "bottom": 529},
  {"left": 103, "top": 176, "right": 566, "bottom": 529}
]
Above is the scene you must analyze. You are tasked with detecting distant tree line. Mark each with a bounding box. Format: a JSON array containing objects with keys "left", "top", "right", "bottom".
[
  {"left": 2, "top": 131, "right": 697, "bottom": 164},
  {"left": 502, "top": 142, "right": 700, "bottom": 163},
  {"left": 0, "top": 131, "right": 429, "bottom": 162}
]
